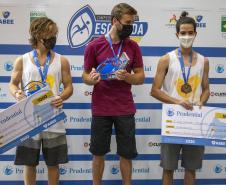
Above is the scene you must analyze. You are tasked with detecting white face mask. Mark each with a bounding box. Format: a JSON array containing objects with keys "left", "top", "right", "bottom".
[{"left": 178, "top": 35, "right": 195, "bottom": 48}]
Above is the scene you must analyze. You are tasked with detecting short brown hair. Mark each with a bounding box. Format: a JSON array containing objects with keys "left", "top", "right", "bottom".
[
  {"left": 29, "top": 17, "right": 58, "bottom": 48},
  {"left": 111, "top": 3, "right": 137, "bottom": 23}
]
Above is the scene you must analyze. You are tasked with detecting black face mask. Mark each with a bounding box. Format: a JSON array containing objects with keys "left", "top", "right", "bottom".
[
  {"left": 43, "top": 36, "right": 56, "bottom": 50},
  {"left": 117, "top": 24, "right": 133, "bottom": 40}
]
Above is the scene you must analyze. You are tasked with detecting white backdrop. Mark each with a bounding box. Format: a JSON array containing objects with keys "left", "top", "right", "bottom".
[{"left": 0, "top": 0, "right": 226, "bottom": 184}]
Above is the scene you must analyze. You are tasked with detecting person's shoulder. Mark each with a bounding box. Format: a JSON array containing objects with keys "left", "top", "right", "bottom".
[
  {"left": 59, "top": 54, "right": 69, "bottom": 65},
  {"left": 195, "top": 51, "right": 209, "bottom": 63},
  {"left": 16, "top": 51, "right": 31, "bottom": 63},
  {"left": 85, "top": 35, "right": 106, "bottom": 49},
  {"left": 159, "top": 53, "right": 170, "bottom": 63},
  {"left": 13, "top": 55, "right": 24, "bottom": 69},
  {"left": 161, "top": 48, "right": 177, "bottom": 62},
  {"left": 15, "top": 55, "right": 23, "bottom": 63},
  {"left": 194, "top": 49, "right": 206, "bottom": 58}
]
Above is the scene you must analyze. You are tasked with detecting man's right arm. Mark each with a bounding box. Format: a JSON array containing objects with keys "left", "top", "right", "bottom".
[
  {"left": 150, "top": 54, "right": 193, "bottom": 110},
  {"left": 82, "top": 68, "right": 101, "bottom": 85},
  {"left": 9, "top": 56, "right": 26, "bottom": 101},
  {"left": 82, "top": 42, "right": 101, "bottom": 85}
]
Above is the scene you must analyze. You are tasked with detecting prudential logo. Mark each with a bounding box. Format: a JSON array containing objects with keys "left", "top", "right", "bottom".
[
  {"left": 59, "top": 165, "right": 67, "bottom": 175},
  {"left": 215, "top": 64, "right": 224, "bottom": 73},
  {"left": 166, "top": 108, "right": 174, "bottom": 117},
  {"left": 110, "top": 165, "right": 119, "bottom": 175},
  {"left": 3, "top": 165, "right": 13, "bottom": 175},
  {"left": 214, "top": 164, "right": 223, "bottom": 173},
  {"left": 67, "top": 5, "right": 148, "bottom": 48},
  {"left": 4, "top": 61, "right": 13, "bottom": 71}
]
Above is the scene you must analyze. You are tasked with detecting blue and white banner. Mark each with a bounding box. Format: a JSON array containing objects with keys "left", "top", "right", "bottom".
[{"left": 0, "top": 0, "right": 226, "bottom": 184}]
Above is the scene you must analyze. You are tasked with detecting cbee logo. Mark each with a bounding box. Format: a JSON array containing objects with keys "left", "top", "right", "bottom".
[
  {"left": 215, "top": 64, "right": 224, "bottom": 73},
  {"left": 67, "top": 5, "right": 148, "bottom": 48},
  {"left": 2, "top": 11, "right": 10, "bottom": 19},
  {"left": 3, "top": 165, "right": 13, "bottom": 175},
  {"left": 0, "top": 11, "right": 14, "bottom": 24},
  {"left": 194, "top": 15, "right": 206, "bottom": 28},
  {"left": 195, "top": 15, "right": 203, "bottom": 22}
]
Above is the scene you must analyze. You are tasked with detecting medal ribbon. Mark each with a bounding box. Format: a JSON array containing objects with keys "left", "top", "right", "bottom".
[
  {"left": 178, "top": 48, "right": 192, "bottom": 85},
  {"left": 105, "top": 34, "right": 123, "bottom": 62},
  {"left": 33, "top": 49, "right": 51, "bottom": 84}
]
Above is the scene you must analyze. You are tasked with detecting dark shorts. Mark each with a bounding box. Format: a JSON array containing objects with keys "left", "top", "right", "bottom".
[
  {"left": 14, "top": 132, "right": 68, "bottom": 166},
  {"left": 89, "top": 115, "right": 138, "bottom": 159},
  {"left": 160, "top": 143, "right": 204, "bottom": 170}
]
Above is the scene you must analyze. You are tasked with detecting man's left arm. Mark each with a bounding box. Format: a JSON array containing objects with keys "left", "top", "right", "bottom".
[
  {"left": 115, "top": 41, "right": 145, "bottom": 85},
  {"left": 199, "top": 58, "right": 210, "bottom": 106},
  {"left": 51, "top": 56, "right": 73, "bottom": 108}
]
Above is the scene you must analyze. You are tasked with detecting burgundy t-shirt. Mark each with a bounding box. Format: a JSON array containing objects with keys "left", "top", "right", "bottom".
[{"left": 84, "top": 35, "right": 143, "bottom": 116}]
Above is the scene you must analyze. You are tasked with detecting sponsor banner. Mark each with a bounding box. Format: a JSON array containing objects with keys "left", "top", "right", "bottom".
[
  {"left": 64, "top": 84, "right": 226, "bottom": 104},
  {"left": 0, "top": 55, "right": 19, "bottom": 76},
  {"left": 64, "top": 109, "right": 91, "bottom": 129},
  {"left": 1, "top": 160, "right": 226, "bottom": 180},
  {"left": 208, "top": 84, "right": 226, "bottom": 103},
  {"left": 0, "top": 55, "right": 157, "bottom": 79},
  {"left": 66, "top": 135, "right": 161, "bottom": 155},
  {"left": 0, "top": 2, "right": 226, "bottom": 47},
  {"left": 64, "top": 84, "right": 93, "bottom": 103},
  {"left": 135, "top": 109, "right": 161, "bottom": 129},
  {"left": 66, "top": 135, "right": 226, "bottom": 155},
  {"left": 209, "top": 57, "right": 226, "bottom": 78},
  {"left": 0, "top": 83, "right": 15, "bottom": 102},
  {"left": 132, "top": 84, "right": 160, "bottom": 103},
  {"left": 0, "top": 55, "right": 225, "bottom": 83},
  {"left": 64, "top": 109, "right": 161, "bottom": 129},
  {"left": 67, "top": 135, "right": 90, "bottom": 155},
  {"left": 67, "top": 56, "right": 84, "bottom": 77},
  {"left": 143, "top": 57, "right": 158, "bottom": 78},
  {"left": 4, "top": 136, "right": 226, "bottom": 156},
  {"left": 0, "top": 6, "right": 30, "bottom": 44},
  {"left": 0, "top": 1, "right": 226, "bottom": 184},
  {"left": 205, "top": 146, "right": 226, "bottom": 153},
  {"left": 68, "top": 56, "right": 157, "bottom": 78},
  {"left": 151, "top": 5, "right": 226, "bottom": 47},
  {"left": 136, "top": 135, "right": 161, "bottom": 154}
]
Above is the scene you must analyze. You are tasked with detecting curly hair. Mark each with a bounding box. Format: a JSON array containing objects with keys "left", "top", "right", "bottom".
[{"left": 29, "top": 17, "right": 58, "bottom": 48}]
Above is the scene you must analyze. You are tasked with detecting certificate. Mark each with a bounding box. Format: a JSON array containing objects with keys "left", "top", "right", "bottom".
[
  {"left": 161, "top": 104, "right": 226, "bottom": 147},
  {"left": 0, "top": 86, "right": 66, "bottom": 154}
]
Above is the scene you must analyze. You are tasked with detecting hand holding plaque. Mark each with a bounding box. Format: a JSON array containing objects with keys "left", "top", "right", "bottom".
[{"left": 96, "top": 52, "right": 130, "bottom": 80}]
